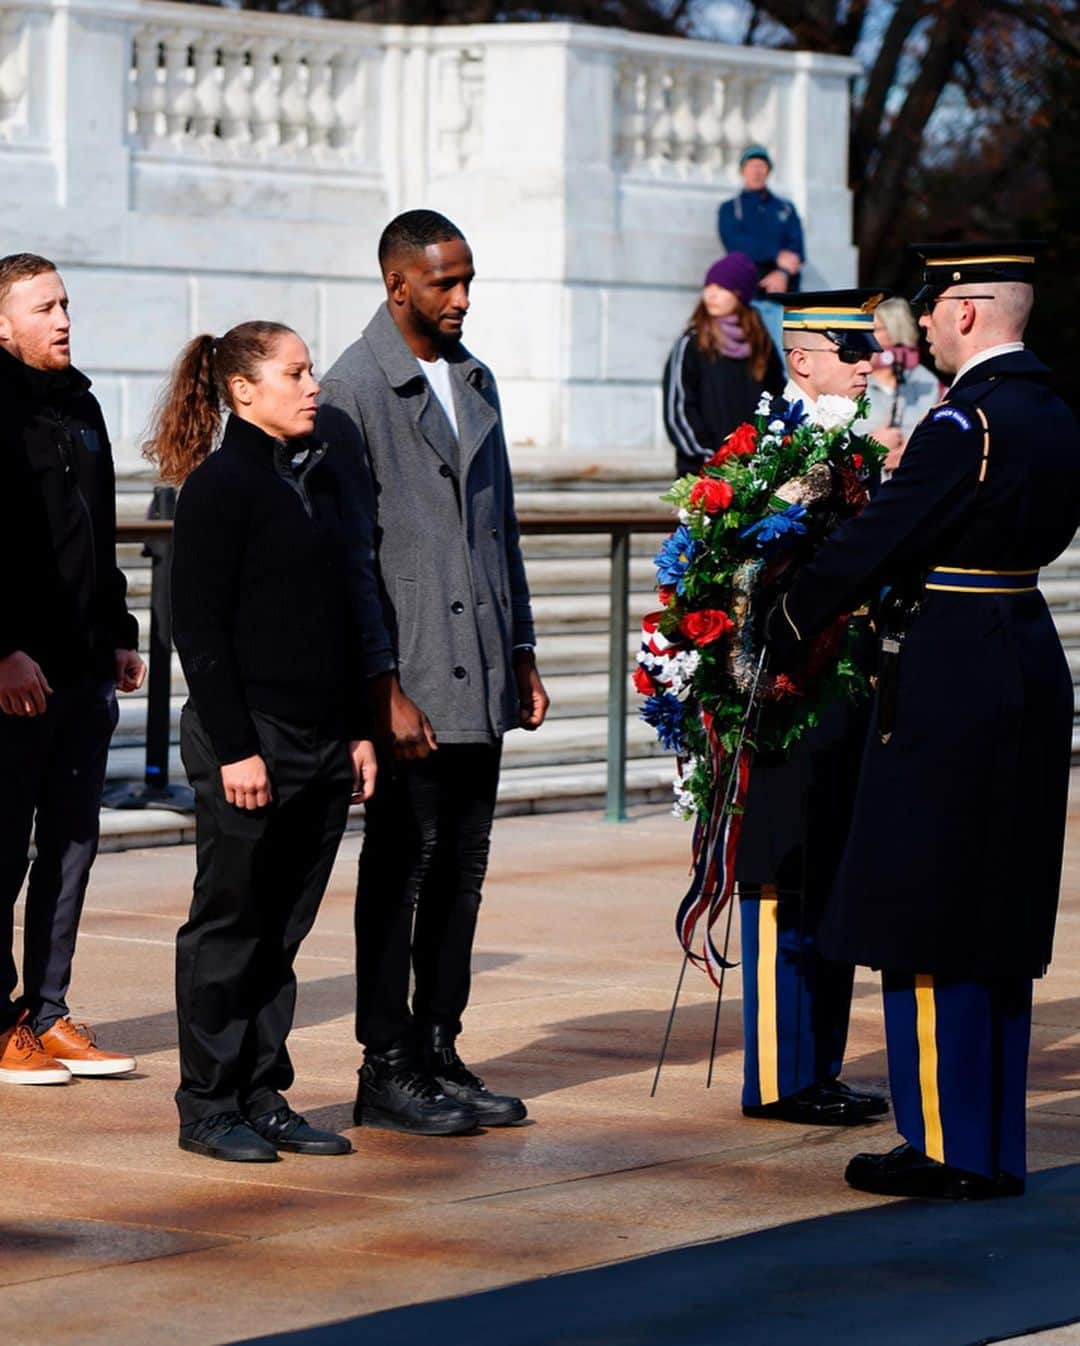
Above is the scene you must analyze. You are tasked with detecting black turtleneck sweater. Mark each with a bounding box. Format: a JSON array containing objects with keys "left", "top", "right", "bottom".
[
  {"left": 171, "top": 414, "right": 371, "bottom": 765},
  {"left": 0, "top": 344, "right": 138, "bottom": 683}
]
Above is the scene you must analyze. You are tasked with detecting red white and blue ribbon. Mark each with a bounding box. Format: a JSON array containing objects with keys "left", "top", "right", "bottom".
[{"left": 675, "top": 718, "right": 751, "bottom": 986}]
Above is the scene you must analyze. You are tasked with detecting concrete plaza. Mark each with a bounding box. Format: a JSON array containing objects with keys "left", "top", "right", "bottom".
[{"left": 3, "top": 786, "right": 1080, "bottom": 1345}]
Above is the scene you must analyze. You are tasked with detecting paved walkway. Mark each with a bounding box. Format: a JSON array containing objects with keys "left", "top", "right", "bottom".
[{"left": 3, "top": 788, "right": 1080, "bottom": 1345}]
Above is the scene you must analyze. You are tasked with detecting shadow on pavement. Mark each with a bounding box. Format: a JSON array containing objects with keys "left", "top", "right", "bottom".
[{"left": 233, "top": 1163, "right": 1080, "bottom": 1346}]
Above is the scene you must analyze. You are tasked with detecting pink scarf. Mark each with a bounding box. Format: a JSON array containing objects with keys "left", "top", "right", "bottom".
[{"left": 717, "top": 316, "right": 751, "bottom": 360}]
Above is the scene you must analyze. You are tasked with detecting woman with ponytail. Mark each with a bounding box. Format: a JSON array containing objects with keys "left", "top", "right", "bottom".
[
  {"left": 662, "top": 251, "right": 783, "bottom": 478},
  {"left": 145, "top": 322, "right": 378, "bottom": 1163}
]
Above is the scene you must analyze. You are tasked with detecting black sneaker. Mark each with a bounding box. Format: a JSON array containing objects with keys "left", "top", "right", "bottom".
[
  {"left": 179, "top": 1111, "right": 279, "bottom": 1163},
  {"left": 248, "top": 1105, "right": 352, "bottom": 1155},
  {"left": 354, "top": 1041, "right": 478, "bottom": 1135},
  {"left": 425, "top": 1026, "right": 527, "bottom": 1127}
]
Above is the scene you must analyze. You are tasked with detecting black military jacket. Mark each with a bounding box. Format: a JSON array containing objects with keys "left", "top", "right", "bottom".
[
  {"left": 0, "top": 345, "right": 138, "bottom": 685},
  {"left": 771, "top": 349, "right": 1080, "bottom": 978}
]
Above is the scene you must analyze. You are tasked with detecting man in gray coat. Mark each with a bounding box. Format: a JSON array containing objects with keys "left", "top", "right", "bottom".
[{"left": 319, "top": 210, "right": 549, "bottom": 1135}]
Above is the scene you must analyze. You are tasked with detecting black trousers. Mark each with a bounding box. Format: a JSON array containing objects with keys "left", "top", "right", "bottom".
[
  {"left": 175, "top": 705, "right": 352, "bottom": 1125},
  {"left": 355, "top": 741, "right": 502, "bottom": 1051},
  {"left": 0, "top": 677, "right": 117, "bottom": 1034}
]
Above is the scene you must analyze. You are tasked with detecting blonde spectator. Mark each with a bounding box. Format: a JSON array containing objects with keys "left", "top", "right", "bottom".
[{"left": 856, "top": 296, "right": 941, "bottom": 474}]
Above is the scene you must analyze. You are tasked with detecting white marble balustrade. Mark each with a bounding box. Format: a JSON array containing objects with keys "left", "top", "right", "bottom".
[
  {"left": 0, "top": 3, "right": 859, "bottom": 467},
  {"left": 126, "top": 13, "right": 377, "bottom": 164}
]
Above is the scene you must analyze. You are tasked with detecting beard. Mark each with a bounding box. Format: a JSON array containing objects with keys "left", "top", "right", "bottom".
[{"left": 412, "top": 304, "right": 463, "bottom": 353}]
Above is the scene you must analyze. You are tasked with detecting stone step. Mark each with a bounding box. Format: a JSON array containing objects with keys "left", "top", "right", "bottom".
[{"left": 106, "top": 712, "right": 669, "bottom": 783}]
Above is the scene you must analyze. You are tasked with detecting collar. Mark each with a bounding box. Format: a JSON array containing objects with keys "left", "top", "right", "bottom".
[
  {"left": 950, "top": 342, "right": 1025, "bottom": 386},
  {"left": 220, "top": 412, "right": 321, "bottom": 466},
  {"left": 0, "top": 343, "right": 91, "bottom": 406},
  {"left": 362, "top": 302, "right": 486, "bottom": 392},
  {"left": 783, "top": 377, "right": 816, "bottom": 419}
]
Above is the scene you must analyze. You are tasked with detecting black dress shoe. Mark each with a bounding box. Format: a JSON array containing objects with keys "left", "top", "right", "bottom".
[
  {"left": 821, "top": 1079, "right": 889, "bottom": 1116},
  {"left": 742, "top": 1080, "right": 879, "bottom": 1126},
  {"left": 845, "top": 1143, "right": 1026, "bottom": 1200},
  {"left": 179, "top": 1111, "right": 279, "bottom": 1163},
  {"left": 424, "top": 1025, "right": 527, "bottom": 1127},
  {"left": 355, "top": 1041, "right": 478, "bottom": 1135},
  {"left": 249, "top": 1105, "right": 352, "bottom": 1155}
]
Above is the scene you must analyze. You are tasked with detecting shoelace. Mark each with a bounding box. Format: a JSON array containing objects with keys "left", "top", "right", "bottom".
[
  {"left": 193, "top": 1110, "right": 246, "bottom": 1142},
  {"left": 389, "top": 1067, "right": 442, "bottom": 1102},
  {"left": 12, "top": 1025, "right": 45, "bottom": 1056},
  {"left": 437, "top": 1050, "right": 485, "bottom": 1091}
]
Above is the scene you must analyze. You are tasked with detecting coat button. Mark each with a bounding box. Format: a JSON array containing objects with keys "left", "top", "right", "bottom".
[
  {"left": 453, "top": 665, "right": 467, "bottom": 679},
  {"left": 439, "top": 464, "right": 453, "bottom": 478},
  {"left": 451, "top": 601, "right": 464, "bottom": 614},
  {"left": 490, "top": 527, "right": 499, "bottom": 538}
]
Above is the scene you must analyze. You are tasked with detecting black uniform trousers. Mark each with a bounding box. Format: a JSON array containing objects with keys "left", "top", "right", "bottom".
[
  {"left": 355, "top": 741, "right": 502, "bottom": 1052},
  {"left": 0, "top": 677, "right": 117, "bottom": 1035},
  {"left": 175, "top": 705, "right": 352, "bottom": 1126}
]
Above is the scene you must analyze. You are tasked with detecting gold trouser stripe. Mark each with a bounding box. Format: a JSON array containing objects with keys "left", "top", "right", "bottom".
[
  {"left": 757, "top": 885, "right": 780, "bottom": 1105},
  {"left": 914, "top": 974, "right": 945, "bottom": 1162}
]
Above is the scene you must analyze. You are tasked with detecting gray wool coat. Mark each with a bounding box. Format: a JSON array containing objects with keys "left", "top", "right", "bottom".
[{"left": 317, "top": 303, "right": 536, "bottom": 745}]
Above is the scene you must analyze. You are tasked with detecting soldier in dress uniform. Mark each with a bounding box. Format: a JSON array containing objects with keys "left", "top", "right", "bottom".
[
  {"left": 738, "top": 291, "right": 889, "bottom": 1127},
  {"left": 766, "top": 243, "right": 1080, "bottom": 1198}
]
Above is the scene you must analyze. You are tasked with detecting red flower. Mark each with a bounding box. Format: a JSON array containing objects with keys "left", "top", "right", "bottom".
[
  {"left": 725, "top": 423, "right": 758, "bottom": 458},
  {"left": 689, "top": 477, "right": 734, "bottom": 514},
  {"left": 852, "top": 453, "right": 864, "bottom": 469},
  {"left": 704, "top": 444, "right": 733, "bottom": 468},
  {"left": 772, "top": 673, "right": 801, "bottom": 697},
  {"left": 679, "top": 608, "right": 734, "bottom": 646},
  {"left": 657, "top": 585, "right": 676, "bottom": 608},
  {"left": 632, "top": 665, "right": 655, "bottom": 696}
]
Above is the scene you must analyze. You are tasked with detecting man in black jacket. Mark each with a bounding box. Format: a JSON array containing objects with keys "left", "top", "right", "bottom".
[{"left": 0, "top": 253, "right": 144, "bottom": 1086}]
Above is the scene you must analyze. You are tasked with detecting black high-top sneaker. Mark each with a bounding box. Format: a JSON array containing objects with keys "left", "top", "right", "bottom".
[
  {"left": 354, "top": 1040, "right": 478, "bottom": 1135},
  {"left": 424, "top": 1024, "right": 528, "bottom": 1127}
]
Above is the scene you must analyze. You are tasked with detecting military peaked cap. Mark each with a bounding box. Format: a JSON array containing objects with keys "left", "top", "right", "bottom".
[
  {"left": 911, "top": 240, "right": 1044, "bottom": 303},
  {"left": 779, "top": 289, "right": 889, "bottom": 356}
]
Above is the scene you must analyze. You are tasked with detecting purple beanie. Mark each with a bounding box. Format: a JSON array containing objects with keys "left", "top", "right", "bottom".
[{"left": 704, "top": 252, "right": 759, "bottom": 305}]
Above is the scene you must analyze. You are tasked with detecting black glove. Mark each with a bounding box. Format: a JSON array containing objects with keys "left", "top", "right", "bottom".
[{"left": 763, "top": 594, "right": 802, "bottom": 665}]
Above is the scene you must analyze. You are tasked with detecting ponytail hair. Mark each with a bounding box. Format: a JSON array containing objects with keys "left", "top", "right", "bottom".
[{"left": 143, "top": 320, "right": 296, "bottom": 484}]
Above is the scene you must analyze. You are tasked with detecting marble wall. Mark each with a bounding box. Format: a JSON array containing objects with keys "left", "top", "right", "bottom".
[{"left": 0, "top": 1, "right": 859, "bottom": 469}]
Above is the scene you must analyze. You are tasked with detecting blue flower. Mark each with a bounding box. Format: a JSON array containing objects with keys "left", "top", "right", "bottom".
[
  {"left": 641, "top": 692, "right": 687, "bottom": 753},
  {"left": 654, "top": 526, "right": 698, "bottom": 593},
  {"left": 740, "top": 504, "right": 808, "bottom": 556},
  {"left": 781, "top": 399, "right": 807, "bottom": 433}
]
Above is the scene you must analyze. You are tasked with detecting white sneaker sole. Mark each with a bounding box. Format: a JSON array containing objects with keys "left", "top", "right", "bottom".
[
  {"left": 0, "top": 1066, "right": 72, "bottom": 1085},
  {"left": 54, "top": 1057, "right": 136, "bottom": 1077}
]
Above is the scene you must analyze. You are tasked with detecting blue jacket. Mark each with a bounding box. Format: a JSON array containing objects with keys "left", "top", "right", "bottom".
[{"left": 718, "top": 189, "right": 805, "bottom": 272}]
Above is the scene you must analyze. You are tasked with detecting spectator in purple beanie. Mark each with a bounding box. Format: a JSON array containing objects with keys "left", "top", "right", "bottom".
[{"left": 663, "top": 251, "right": 784, "bottom": 478}]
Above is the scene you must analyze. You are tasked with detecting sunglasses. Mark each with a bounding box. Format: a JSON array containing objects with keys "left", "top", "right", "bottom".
[
  {"left": 784, "top": 345, "right": 868, "bottom": 366},
  {"left": 915, "top": 294, "right": 997, "bottom": 317}
]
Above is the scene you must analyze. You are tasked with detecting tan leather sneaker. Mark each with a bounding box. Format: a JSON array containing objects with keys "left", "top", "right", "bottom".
[
  {"left": 0, "top": 1023, "right": 72, "bottom": 1085},
  {"left": 38, "top": 1018, "right": 136, "bottom": 1077}
]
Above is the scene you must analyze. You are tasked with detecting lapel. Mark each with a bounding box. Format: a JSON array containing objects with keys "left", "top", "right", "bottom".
[
  {"left": 447, "top": 352, "right": 498, "bottom": 479},
  {"left": 362, "top": 303, "right": 497, "bottom": 479}
]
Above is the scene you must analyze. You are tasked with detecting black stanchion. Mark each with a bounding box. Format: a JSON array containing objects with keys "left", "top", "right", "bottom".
[{"left": 102, "top": 486, "right": 194, "bottom": 812}]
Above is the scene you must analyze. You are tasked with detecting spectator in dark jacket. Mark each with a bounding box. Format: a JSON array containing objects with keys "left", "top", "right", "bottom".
[
  {"left": 718, "top": 145, "right": 805, "bottom": 295},
  {"left": 663, "top": 251, "right": 784, "bottom": 477},
  {"left": 145, "top": 321, "right": 378, "bottom": 1164},
  {"left": 0, "top": 253, "right": 144, "bottom": 1088}
]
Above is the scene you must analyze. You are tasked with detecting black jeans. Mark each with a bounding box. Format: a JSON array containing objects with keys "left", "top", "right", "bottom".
[
  {"left": 175, "top": 705, "right": 352, "bottom": 1126},
  {"left": 355, "top": 741, "right": 502, "bottom": 1051},
  {"left": 0, "top": 677, "right": 117, "bottom": 1034}
]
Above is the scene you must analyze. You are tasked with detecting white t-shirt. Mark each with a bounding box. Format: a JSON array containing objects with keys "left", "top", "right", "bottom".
[{"left": 418, "top": 356, "right": 459, "bottom": 440}]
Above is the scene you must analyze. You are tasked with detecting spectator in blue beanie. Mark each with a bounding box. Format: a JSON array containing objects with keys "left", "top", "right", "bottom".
[
  {"left": 719, "top": 146, "right": 805, "bottom": 297},
  {"left": 663, "top": 251, "right": 783, "bottom": 478}
]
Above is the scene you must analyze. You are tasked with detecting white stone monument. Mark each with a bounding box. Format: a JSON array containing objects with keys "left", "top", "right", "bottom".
[{"left": 0, "top": 1, "right": 859, "bottom": 471}]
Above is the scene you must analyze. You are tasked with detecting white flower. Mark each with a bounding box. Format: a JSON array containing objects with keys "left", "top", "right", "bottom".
[
  {"left": 678, "top": 507, "right": 692, "bottom": 525},
  {"left": 755, "top": 391, "right": 773, "bottom": 417},
  {"left": 672, "top": 768, "right": 697, "bottom": 818},
  {"left": 768, "top": 419, "right": 786, "bottom": 434},
  {"left": 813, "top": 394, "right": 859, "bottom": 432}
]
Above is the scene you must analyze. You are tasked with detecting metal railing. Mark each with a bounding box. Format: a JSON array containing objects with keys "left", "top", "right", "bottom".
[{"left": 114, "top": 507, "right": 674, "bottom": 823}]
